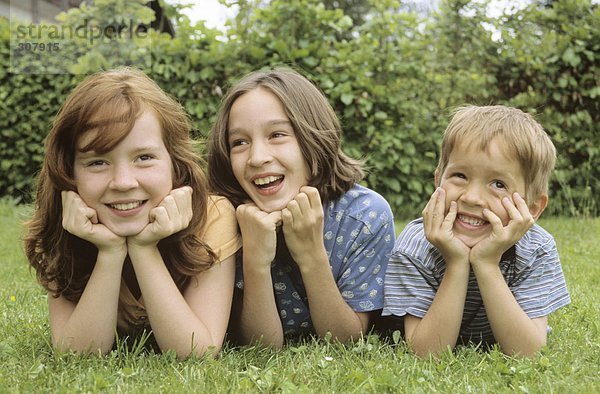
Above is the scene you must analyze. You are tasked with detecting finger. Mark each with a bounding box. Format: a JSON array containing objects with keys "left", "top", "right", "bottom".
[
  {"left": 149, "top": 205, "right": 169, "bottom": 230},
  {"left": 173, "top": 187, "right": 193, "bottom": 224},
  {"left": 441, "top": 201, "right": 458, "bottom": 232},
  {"left": 269, "top": 210, "right": 283, "bottom": 227},
  {"left": 159, "top": 194, "right": 178, "bottom": 222},
  {"left": 482, "top": 208, "right": 503, "bottom": 231},
  {"left": 422, "top": 188, "right": 439, "bottom": 216},
  {"left": 293, "top": 192, "right": 311, "bottom": 212},
  {"left": 422, "top": 188, "right": 440, "bottom": 229},
  {"left": 86, "top": 207, "right": 99, "bottom": 224},
  {"left": 170, "top": 186, "right": 192, "bottom": 212},
  {"left": 286, "top": 198, "right": 302, "bottom": 219},
  {"left": 431, "top": 188, "right": 446, "bottom": 227},
  {"left": 511, "top": 193, "right": 533, "bottom": 221},
  {"left": 300, "top": 186, "right": 322, "bottom": 208},
  {"left": 281, "top": 207, "right": 293, "bottom": 227}
]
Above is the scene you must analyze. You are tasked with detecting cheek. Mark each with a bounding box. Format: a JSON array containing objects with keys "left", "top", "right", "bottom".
[
  {"left": 156, "top": 166, "right": 174, "bottom": 194},
  {"left": 229, "top": 155, "right": 245, "bottom": 182},
  {"left": 229, "top": 156, "right": 244, "bottom": 182},
  {"left": 74, "top": 180, "right": 100, "bottom": 208}
]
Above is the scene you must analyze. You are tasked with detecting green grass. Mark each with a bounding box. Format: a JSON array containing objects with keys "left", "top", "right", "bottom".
[{"left": 1, "top": 199, "right": 598, "bottom": 393}]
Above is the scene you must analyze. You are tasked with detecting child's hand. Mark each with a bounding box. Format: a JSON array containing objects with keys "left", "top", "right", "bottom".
[
  {"left": 128, "top": 186, "right": 193, "bottom": 247},
  {"left": 281, "top": 186, "right": 326, "bottom": 271},
  {"left": 236, "top": 202, "right": 282, "bottom": 272},
  {"left": 422, "top": 188, "right": 470, "bottom": 264},
  {"left": 61, "top": 190, "right": 126, "bottom": 253},
  {"left": 470, "top": 193, "right": 534, "bottom": 266}
]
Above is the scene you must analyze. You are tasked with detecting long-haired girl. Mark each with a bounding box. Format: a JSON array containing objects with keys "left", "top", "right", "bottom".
[{"left": 25, "top": 68, "right": 240, "bottom": 358}]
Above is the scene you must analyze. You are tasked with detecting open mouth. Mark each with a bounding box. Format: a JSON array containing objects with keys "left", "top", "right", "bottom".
[
  {"left": 107, "top": 200, "right": 147, "bottom": 211},
  {"left": 253, "top": 175, "right": 283, "bottom": 189},
  {"left": 457, "top": 214, "right": 487, "bottom": 226}
]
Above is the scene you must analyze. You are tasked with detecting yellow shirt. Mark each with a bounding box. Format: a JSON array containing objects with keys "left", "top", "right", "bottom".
[{"left": 117, "top": 195, "right": 240, "bottom": 333}]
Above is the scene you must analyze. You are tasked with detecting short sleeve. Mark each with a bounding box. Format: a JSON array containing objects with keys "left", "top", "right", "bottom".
[
  {"left": 200, "top": 196, "right": 241, "bottom": 262},
  {"left": 331, "top": 189, "right": 395, "bottom": 312},
  {"left": 511, "top": 235, "right": 571, "bottom": 318},
  {"left": 383, "top": 219, "right": 438, "bottom": 318}
]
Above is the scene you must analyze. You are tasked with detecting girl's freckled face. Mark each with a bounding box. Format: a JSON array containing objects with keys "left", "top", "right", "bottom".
[{"left": 73, "top": 110, "right": 173, "bottom": 237}]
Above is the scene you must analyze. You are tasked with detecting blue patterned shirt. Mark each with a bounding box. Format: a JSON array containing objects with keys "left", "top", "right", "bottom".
[
  {"left": 235, "top": 184, "right": 395, "bottom": 338},
  {"left": 383, "top": 218, "right": 571, "bottom": 344}
]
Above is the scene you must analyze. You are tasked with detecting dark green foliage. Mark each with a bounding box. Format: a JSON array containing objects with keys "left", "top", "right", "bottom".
[{"left": 0, "top": 0, "right": 597, "bottom": 216}]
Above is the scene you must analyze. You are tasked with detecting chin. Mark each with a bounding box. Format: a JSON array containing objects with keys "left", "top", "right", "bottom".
[
  {"left": 254, "top": 198, "right": 290, "bottom": 213},
  {"left": 457, "top": 234, "right": 487, "bottom": 248},
  {"left": 106, "top": 223, "right": 147, "bottom": 237},
  {"left": 257, "top": 204, "right": 285, "bottom": 214}
]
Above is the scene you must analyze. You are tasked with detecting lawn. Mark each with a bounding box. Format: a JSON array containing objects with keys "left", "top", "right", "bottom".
[{"left": 0, "top": 199, "right": 598, "bottom": 393}]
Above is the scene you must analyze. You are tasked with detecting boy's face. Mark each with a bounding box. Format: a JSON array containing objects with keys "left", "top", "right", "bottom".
[{"left": 437, "top": 137, "right": 538, "bottom": 248}]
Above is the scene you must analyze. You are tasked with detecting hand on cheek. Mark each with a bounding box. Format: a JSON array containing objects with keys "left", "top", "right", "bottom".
[
  {"left": 236, "top": 202, "right": 282, "bottom": 271},
  {"left": 61, "top": 190, "right": 125, "bottom": 253},
  {"left": 281, "top": 186, "right": 325, "bottom": 268},
  {"left": 128, "top": 186, "right": 193, "bottom": 247},
  {"left": 422, "top": 188, "right": 470, "bottom": 264},
  {"left": 470, "top": 193, "right": 535, "bottom": 266}
]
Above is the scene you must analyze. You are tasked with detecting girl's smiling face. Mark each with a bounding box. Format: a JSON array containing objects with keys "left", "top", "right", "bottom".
[
  {"left": 437, "top": 137, "right": 528, "bottom": 247},
  {"left": 73, "top": 110, "right": 173, "bottom": 237},
  {"left": 227, "top": 87, "right": 310, "bottom": 213}
]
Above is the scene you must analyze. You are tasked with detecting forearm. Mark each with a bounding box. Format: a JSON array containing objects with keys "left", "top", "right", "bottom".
[
  {"left": 50, "top": 251, "right": 125, "bottom": 354},
  {"left": 473, "top": 264, "right": 547, "bottom": 357},
  {"left": 129, "top": 246, "right": 218, "bottom": 358},
  {"left": 407, "top": 263, "right": 470, "bottom": 357},
  {"left": 239, "top": 264, "right": 284, "bottom": 348},
  {"left": 300, "top": 260, "right": 365, "bottom": 342}
]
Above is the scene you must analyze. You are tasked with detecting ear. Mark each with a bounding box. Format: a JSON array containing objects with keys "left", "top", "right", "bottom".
[{"left": 529, "top": 194, "right": 548, "bottom": 220}]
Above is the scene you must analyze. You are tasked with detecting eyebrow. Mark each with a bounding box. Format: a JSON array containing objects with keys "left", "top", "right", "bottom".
[
  {"left": 228, "top": 119, "right": 293, "bottom": 136},
  {"left": 448, "top": 163, "right": 518, "bottom": 181},
  {"left": 76, "top": 146, "right": 164, "bottom": 156}
]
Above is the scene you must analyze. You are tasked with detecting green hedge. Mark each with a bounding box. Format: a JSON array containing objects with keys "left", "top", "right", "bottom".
[{"left": 1, "top": 0, "right": 598, "bottom": 217}]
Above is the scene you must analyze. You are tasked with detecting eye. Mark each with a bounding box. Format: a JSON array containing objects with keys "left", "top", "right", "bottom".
[
  {"left": 492, "top": 180, "right": 507, "bottom": 190},
  {"left": 451, "top": 172, "right": 467, "bottom": 180},
  {"left": 86, "top": 160, "right": 106, "bottom": 167},
  {"left": 137, "top": 154, "right": 154, "bottom": 161},
  {"left": 229, "top": 139, "right": 248, "bottom": 149}
]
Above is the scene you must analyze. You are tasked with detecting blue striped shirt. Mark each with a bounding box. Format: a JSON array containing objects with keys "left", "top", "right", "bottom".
[{"left": 383, "top": 218, "right": 571, "bottom": 344}]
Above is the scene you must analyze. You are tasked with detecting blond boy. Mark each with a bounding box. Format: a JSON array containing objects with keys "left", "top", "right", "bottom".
[{"left": 383, "top": 105, "right": 570, "bottom": 357}]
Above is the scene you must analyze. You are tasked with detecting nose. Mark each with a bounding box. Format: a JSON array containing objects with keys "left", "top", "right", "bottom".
[
  {"left": 109, "top": 164, "right": 138, "bottom": 191},
  {"left": 459, "top": 183, "right": 485, "bottom": 207},
  {"left": 247, "top": 140, "right": 273, "bottom": 167}
]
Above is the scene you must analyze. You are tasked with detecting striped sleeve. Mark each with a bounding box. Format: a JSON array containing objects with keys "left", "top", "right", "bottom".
[
  {"left": 511, "top": 228, "right": 571, "bottom": 318},
  {"left": 383, "top": 218, "right": 438, "bottom": 318}
]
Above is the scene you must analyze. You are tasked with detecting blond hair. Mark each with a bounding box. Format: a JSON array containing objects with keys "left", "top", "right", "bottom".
[{"left": 436, "top": 105, "right": 556, "bottom": 203}]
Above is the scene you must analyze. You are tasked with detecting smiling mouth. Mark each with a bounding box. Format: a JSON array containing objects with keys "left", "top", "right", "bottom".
[
  {"left": 253, "top": 175, "right": 283, "bottom": 189},
  {"left": 458, "top": 214, "right": 487, "bottom": 226},
  {"left": 107, "top": 201, "right": 146, "bottom": 211}
]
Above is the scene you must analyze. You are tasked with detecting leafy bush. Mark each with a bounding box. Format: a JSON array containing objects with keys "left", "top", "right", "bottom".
[{"left": 0, "top": 0, "right": 597, "bottom": 217}]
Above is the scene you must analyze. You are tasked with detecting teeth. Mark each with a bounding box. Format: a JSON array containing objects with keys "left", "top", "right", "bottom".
[
  {"left": 458, "top": 214, "right": 486, "bottom": 226},
  {"left": 109, "top": 201, "right": 143, "bottom": 211},
  {"left": 253, "top": 175, "right": 282, "bottom": 186}
]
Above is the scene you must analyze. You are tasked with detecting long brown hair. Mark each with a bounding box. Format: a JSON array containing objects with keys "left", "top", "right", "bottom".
[
  {"left": 24, "top": 67, "right": 217, "bottom": 302},
  {"left": 207, "top": 68, "right": 364, "bottom": 206}
]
